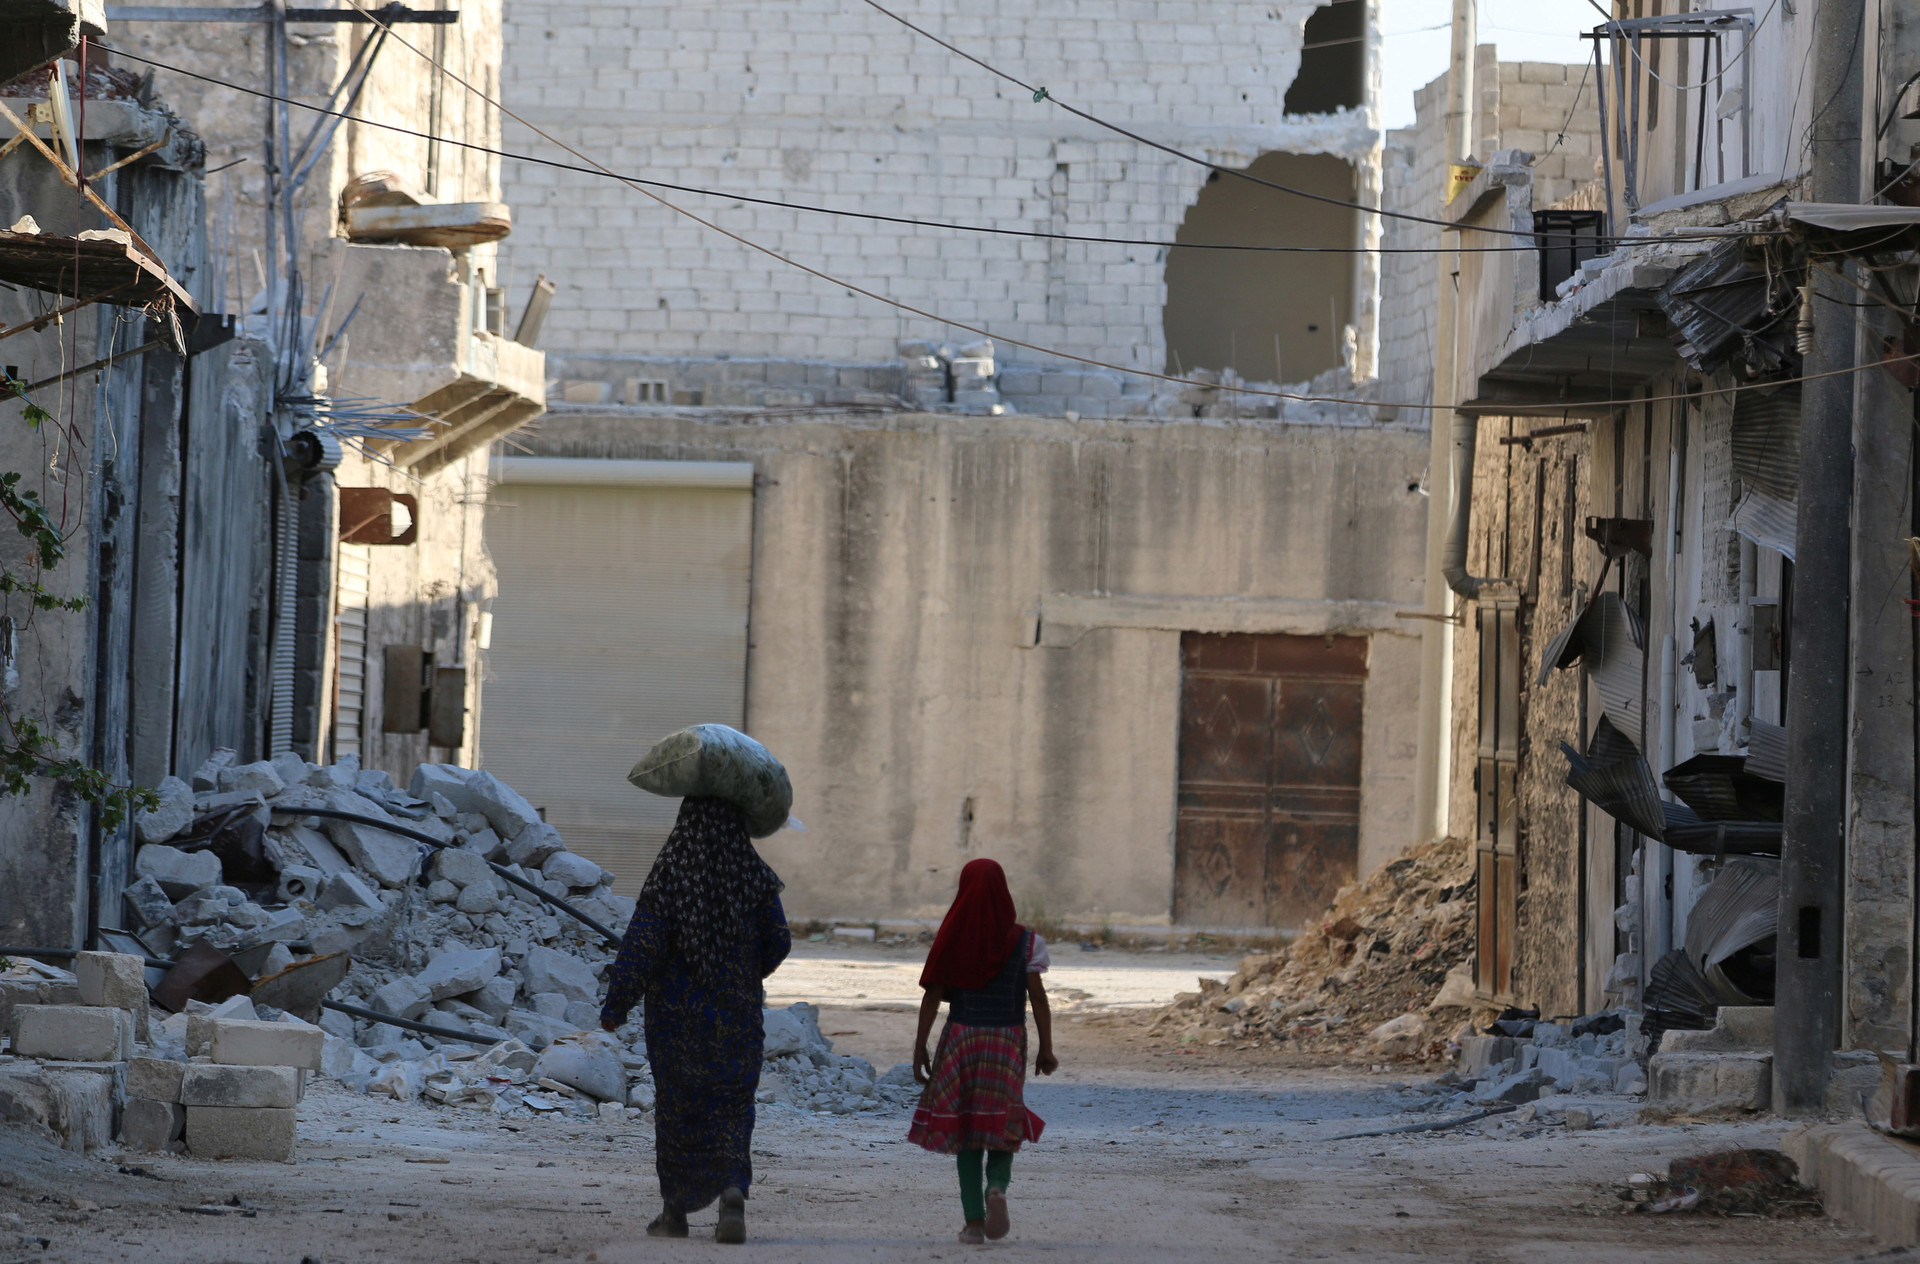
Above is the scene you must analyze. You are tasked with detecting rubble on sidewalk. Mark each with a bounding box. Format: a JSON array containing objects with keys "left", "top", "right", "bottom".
[
  {"left": 1151, "top": 835, "right": 1475, "bottom": 1057},
  {"left": 1614, "top": 1148, "right": 1822, "bottom": 1217}
]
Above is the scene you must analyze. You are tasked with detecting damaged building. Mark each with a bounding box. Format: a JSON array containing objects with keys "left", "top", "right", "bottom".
[
  {"left": 475, "top": 0, "right": 1436, "bottom": 930},
  {"left": 1425, "top": 0, "right": 1920, "bottom": 1117},
  {"left": 0, "top": 0, "right": 545, "bottom": 950}
]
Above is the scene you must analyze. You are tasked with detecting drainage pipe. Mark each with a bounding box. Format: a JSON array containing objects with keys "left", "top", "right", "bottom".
[{"left": 1439, "top": 409, "right": 1504, "bottom": 598}]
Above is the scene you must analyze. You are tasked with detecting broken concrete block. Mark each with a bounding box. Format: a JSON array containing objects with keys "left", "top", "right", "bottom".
[
  {"left": 185, "top": 1105, "right": 297, "bottom": 1161},
  {"left": 11, "top": 1005, "right": 133, "bottom": 1062},
  {"left": 0, "top": 977, "right": 78, "bottom": 1040},
  {"left": 371, "top": 976, "right": 431, "bottom": 1021},
  {"left": 504, "top": 821, "right": 564, "bottom": 868},
  {"left": 1367, "top": 1013, "right": 1427, "bottom": 1057},
  {"left": 75, "top": 951, "right": 147, "bottom": 1013},
  {"left": 276, "top": 865, "right": 325, "bottom": 903},
  {"left": 529, "top": 991, "right": 568, "bottom": 1019},
  {"left": 305, "top": 758, "right": 358, "bottom": 792},
  {"left": 119, "top": 1097, "right": 185, "bottom": 1150},
  {"left": 135, "top": 776, "right": 196, "bottom": 844},
  {"left": 210, "top": 1018, "right": 324, "bottom": 1071},
  {"left": 269, "top": 750, "right": 309, "bottom": 788},
  {"left": 411, "top": 766, "right": 540, "bottom": 840},
  {"left": 134, "top": 844, "right": 222, "bottom": 898},
  {"left": 290, "top": 823, "right": 353, "bottom": 875},
  {"left": 1457, "top": 1035, "right": 1518, "bottom": 1077},
  {"left": 322, "top": 791, "right": 421, "bottom": 887},
  {"left": 181, "top": 1063, "right": 300, "bottom": 1109},
  {"left": 190, "top": 747, "right": 237, "bottom": 792},
  {"left": 220, "top": 760, "right": 286, "bottom": 798},
  {"left": 317, "top": 870, "right": 381, "bottom": 911},
  {"left": 432, "top": 847, "right": 492, "bottom": 888},
  {"left": 1648, "top": 1051, "right": 1771, "bottom": 1114},
  {"left": 455, "top": 882, "right": 501, "bottom": 914},
  {"left": 415, "top": 947, "right": 501, "bottom": 1002},
  {"left": 479, "top": 1038, "right": 538, "bottom": 1073},
  {"left": 427, "top": 879, "right": 460, "bottom": 904},
  {"left": 355, "top": 767, "right": 396, "bottom": 796},
  {"left": 1470, "top": 1067, "right": 1549, "bottom": 1105},
  {"left": 542, "top": 851, "right": 603, "bottom": 890},
  {"left": 127, "top": 1057, "right": 187, "bottom": 1103},
  {"left": 467, "top": 976, "right": 516, "bottom": 1024},
  {"left": 522, "top": 945, "right": 597, "bottom": 1004},
  {"left": 122, "top": 874, "right": 176, "bottom": 929},
  {"left": 185, "top": 996, "right": 256, "bottom": 1054},
  {"left": 0, "top": 1064, "right": 117, "bottom": 1151},
  {"left": 534, "top": 1037, "right": 625, "bottom": 1102}
]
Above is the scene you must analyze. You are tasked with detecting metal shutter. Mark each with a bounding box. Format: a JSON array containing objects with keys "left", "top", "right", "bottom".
[{"left": 481, "top": 460, "right": 753, "bottom": 893}]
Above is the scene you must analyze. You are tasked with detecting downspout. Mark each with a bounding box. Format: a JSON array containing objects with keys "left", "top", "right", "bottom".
[{"left": 1439, "top": 409, "right": 1500, "bottom": 598}]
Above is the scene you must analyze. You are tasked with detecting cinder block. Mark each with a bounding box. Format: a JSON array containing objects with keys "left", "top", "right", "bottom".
[
  {"left": 210, "top": 1018, "right": 324, "bottom": 1071},
  {"left": 1649, "top": 1051, "right": 1772, "bottom": 1114},
  {"left": 185, "top": 1105, "right": 297, "bottom": 1162},
  {"left": 11, "top": 1005, "right": 133, "bottom": 1062},
  {"left": 181, "top": 1063, "right": 300, "bottom": 1109},
  {"left": 0, "top": 977, "right": 81, "bottom": 1036},
  {"left": 119, "top": 1098, "right": 186, "bottom": 1150},
  {"left": 127, "top": 1056, "right": 187, "bottom": 1103}
]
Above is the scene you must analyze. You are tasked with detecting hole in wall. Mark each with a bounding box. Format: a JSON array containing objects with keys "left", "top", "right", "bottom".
[{"left": 1285, "top": 0, "right": 1365, "bottom": 114}]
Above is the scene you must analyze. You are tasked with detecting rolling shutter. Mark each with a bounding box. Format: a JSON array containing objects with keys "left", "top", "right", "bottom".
[{"left": 481, "top": 460, "right": 754, "bottom": 893}]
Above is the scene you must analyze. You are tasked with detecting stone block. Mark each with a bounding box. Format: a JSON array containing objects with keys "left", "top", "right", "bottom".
[
  {"left": 30, "top": 1066, "right": 117, "bottom": 1151},
  {"left": 76, "top": 951, "right": 148, "bottom": 1014},
  {"left": 119, "top": 1097, "right": 185, "bottom": 1150},
  {"left": 415, "top": 947, "right": 502, "bottom": 1002},
  {"left": 371, "top": 976, "right": 431, "bottom": 1020},
  {"left": 410, "top": 766, "right": 540, "bottom": 839},
  {"left": 211, "top": 1018, "right": 324, "bottom": 1071},
  {"left": 221, "top": 760, "right": 286, "bottom": 798},
  {"left": 185, "top": 1105, "right": 297, "bottom": 1162},
  {"left": 431, "top": 848, "right": 492, "bottom": 888},
  {"left": 1648, "top": 1051, "right": 1771, "bottom": 1114},
  {"left": 1458, "top": 1035, "right": 1517, "bottom": 1076},
  {"left": 128, "top": 1056, "right": 187, "bottom": 1103},
  {"left": 182, "top": 1063, "right": 300, "bottom": 1108},
  {"left": 522, "top": 945, "right": 597, "bottom": 1004},
  {"left": 123, "top": 874, "right": 176, "bottom": 929},
  {"left": 12, "top": 1005, "right": 133, "bottom": 1062},
  {"left": 190, "top": 747, "right": 237, "bottom": 792},
  {"left": 318, "top": 870, "right": 381, "bottom": 911},
  {"left": 541, "top": 851, "right": 603, "bottom": 890},
  {"left": 1470, "top": 1067, "right": 1549, "bottom": 1105},
  {"left": 1663, "top": 1006, "right": 1775, "bottom": 1052},
  {"left": 0, "top": 977, "right": 80, "bottom": 1037},
  {"left": 505, "top": 821, "right": 564, "bottom": 868},
  {"left": 134, "top": 776, "right": 195, "bottom": 844},
  {"left": 466, "top": 976, "right": 516, "bottom": 1023},
  {"left": 135, "top": 844, "right": 222, "bottom": 898},
  {"left": 322, "top": 791, "right": 421, "bottom": 887},
  {"left": 456, "top": 882, "right": 502, "bottom": 914}
]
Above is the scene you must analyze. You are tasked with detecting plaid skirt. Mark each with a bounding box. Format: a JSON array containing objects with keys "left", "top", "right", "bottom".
[{"left": 907, "top": 1019, "right": 1045, "bottom": 1154}]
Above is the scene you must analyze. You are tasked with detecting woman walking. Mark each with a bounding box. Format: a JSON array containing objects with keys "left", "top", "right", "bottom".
[
  {"left": 600, "top": 795, "right": 790, "bottom": 1243},
  {"left": 908, "top": 858, "right": 1058, "bottom": 1245}
]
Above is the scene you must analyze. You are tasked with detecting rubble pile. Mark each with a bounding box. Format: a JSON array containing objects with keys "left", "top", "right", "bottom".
[
  {"left": 99, "top": 750, "right": 914, "bottom": 1134},
  {"left": 1616, "top": 1148, "right": 1822, "bottom": 1217},
  {"left": 1152, "top": 836, "right": 1476, "bottom": 1057}
]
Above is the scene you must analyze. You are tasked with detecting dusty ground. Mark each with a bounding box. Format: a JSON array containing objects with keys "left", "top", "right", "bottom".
[{"left": 0, "top": 943, "right": 1887, "bottom": 1263}]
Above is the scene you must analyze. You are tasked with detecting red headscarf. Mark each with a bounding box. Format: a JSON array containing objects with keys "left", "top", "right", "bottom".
[{"left": 919, "top": 858, "right": 1023, "bottom": 990}]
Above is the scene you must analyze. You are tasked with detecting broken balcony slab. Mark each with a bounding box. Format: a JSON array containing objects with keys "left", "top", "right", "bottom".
[
  {"left": 0, "top": 225, "right": 194, "bottom": 309},
  {"left": 342, "top": 201, "right": 512, "bottom": 249},
  {"left": 1462, "top": 258, "right": 1682, "bottom": 411}
]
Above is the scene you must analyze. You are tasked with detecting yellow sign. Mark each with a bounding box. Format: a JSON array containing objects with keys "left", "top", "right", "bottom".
[{"left": 1446, "top": 162, "right": 1484, "bottom": 204}]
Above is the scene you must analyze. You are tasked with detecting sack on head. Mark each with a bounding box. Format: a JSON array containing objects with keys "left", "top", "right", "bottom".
[{"left": 627, "top": 723, "right": 794, "bottom": 839}]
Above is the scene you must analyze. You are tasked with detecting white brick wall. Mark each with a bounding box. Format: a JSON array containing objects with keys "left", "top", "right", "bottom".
[{"left": 498, "top": 0, "right": 1379, "bottom": 373}]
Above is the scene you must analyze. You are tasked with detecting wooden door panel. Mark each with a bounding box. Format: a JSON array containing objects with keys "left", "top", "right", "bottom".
[
  {"left": 1177, "top": 674, "right": 1272, "bottom": 786},
  {"left": 1265, "top": 818, "right": 1358, "bottom": 928},
  {"left": 1272, "top": 677, "right": 1364, "bottom": 788},
  {"left": 1172, "top": 815, "right": 1269, "bottom": 927}
]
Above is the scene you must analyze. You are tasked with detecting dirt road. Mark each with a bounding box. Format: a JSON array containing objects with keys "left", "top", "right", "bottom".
[{"left": 0, "top": 944, "right": 1883, "bottom": 1263}]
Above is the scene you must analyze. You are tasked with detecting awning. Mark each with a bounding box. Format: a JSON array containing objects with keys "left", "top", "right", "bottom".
[
  {"left": 1463, "top": 260, "right": 1681, "bottom": 411},
  {"left": 1785, "top": 202, "right": 1920, "bottom": 253},
  {"left": 1731, "top": 487, "right": 1796, "bottom": 558},
  {"left": 0, "top": 226, "right": 195, "bottom": 309}
]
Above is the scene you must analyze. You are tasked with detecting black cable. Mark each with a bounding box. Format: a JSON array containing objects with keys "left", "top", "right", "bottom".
[
  {"left": 323, "top": 999, "right": 498, "bottom": 1046},
  {"left": 103, "top": 42, "right": 1753, "bottom": 256}
]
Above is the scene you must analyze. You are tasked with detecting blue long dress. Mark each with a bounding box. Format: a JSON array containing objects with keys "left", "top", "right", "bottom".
[{"left": 600, "top": 895, "right": 791, "bottom": 1213}]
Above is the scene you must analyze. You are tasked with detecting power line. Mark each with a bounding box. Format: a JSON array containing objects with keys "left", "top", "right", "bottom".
[
  {"left": 104, "top": 45, "right": 1601, "bottom": 259},
  {"left": 156, "top": 0, "right": 1899, "bottom": 418}
]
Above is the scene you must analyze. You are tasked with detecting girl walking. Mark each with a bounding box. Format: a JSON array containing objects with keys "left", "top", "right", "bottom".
[{"left": 908, "top": 859, "right": 1058, "bottom": 1244}]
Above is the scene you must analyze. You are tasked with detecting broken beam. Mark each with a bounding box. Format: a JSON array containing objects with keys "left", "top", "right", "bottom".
[{"left": 105, "top": 4, "right": 458, "bottom": 20}]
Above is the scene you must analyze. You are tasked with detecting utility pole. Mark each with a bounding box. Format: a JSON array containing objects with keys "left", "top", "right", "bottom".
[
  {"left": 1412, "top": 0, "right": 1477, "bottom": 845},
  {"left": 1775, "top": 0, "right": 1863, "bottom": 1113}
]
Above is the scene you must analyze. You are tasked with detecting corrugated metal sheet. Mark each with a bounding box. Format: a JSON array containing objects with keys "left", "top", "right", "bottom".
[
  {"left": 1732, "top": 488, "right": 1797, "bottom": 559},
  {"left": 1561, "top": 715, "right": 1666, "bottom": 839},
  {"left": 1538, "top": 591, "right": 1646, "bottom": 741},
  {"left": 1682, "top": 857, "right": 1778, "bottom": 1003},
  {"left": 1656, "top": 237, "right": 1797, "bottom": 375},
  {"left": 1746, "top": 718, "right": 1788, "bottom": 783},
  {"left": 1730, "top": 386, "right": 1800, "bottom": 501},
  {"left": 480, "top": 480, "right": 753, "bottom": 894},
  {"left": 1662, "top": 752, "right": 1785, "bottom": 821}
]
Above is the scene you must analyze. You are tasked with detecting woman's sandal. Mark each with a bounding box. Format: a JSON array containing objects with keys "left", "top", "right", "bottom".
[
  {"left": 958, "top": 1219, "right": 988, "bottom": 1245},
  {"left": 715, "top": 1186, "right": 747, "bottom": 1244},
  {"left": 647, "top": 1208, "right": 689, "bottom": 1238},
  {"left": 984, "top": 1187, "right": 1010, "bottom": 1240}
]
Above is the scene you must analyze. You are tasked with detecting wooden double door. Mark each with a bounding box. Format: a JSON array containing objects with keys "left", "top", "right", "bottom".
[{"left": 1173, "top": 632, "right": 1366, "bottom": 930}]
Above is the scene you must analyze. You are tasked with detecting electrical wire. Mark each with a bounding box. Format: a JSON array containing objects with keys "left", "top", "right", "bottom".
[
  {"left": 101, "top": 45, "right": 1600, "bottom": 258},
  {"left": 847, "top": 0, "right": 1757, "bottom": 247}
]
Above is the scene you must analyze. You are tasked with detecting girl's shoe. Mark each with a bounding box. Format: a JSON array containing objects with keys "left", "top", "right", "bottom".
[
  {"left": 647, "top": 1208, "right": 689, "bottom": 1237},
  {"left": 958, "top": 1220, "right": 987, "bottom": 1245},
  {"left": 984, "top": 1187, "right": 1010, "bottom": 1240},
  {"left": 715, "top": 1186, "right": 747, "bottom": 1244}
]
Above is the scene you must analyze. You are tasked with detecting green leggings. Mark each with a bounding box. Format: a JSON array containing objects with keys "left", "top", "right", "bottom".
[{"left": 956, "top": 1149, "right": 1013, "bottom": 1223}]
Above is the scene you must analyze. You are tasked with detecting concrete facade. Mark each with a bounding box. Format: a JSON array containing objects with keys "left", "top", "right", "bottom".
[{"left": 504, "top": 407, "right": 1428, "bottom": 926}]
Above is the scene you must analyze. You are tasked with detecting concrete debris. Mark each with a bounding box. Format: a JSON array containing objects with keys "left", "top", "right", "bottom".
[
  {"left": 134, "top": 776, "right": 195, "bottom": 844},
  {"left": 1153, "top": 835, "right": 1476, "bottom": 1056},
  {"left": 531, "top": 1033, "right": 625, "bottom": 1102},
  {"left": 132, "top": 844, "right": 222, "bottom": 898},
  {"left": 11, "top": 1006, "right": 134, "bottom": 1063}
]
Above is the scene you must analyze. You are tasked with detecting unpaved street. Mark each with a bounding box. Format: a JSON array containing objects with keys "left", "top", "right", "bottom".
[{"left": 0, "top": 946, "right": 1881, "bottom": 1263}]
